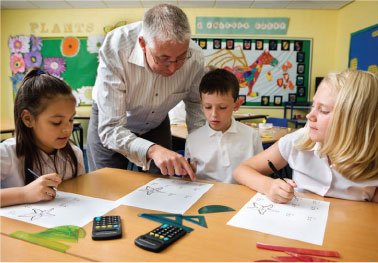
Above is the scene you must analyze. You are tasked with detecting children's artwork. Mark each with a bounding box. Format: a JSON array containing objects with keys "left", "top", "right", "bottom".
[
  {"left": 115, "top": 178, "right": 213, "bottom": 214},
  {"left": 8, "top": 35, "right": 103, "bottom": 105},
  {"left": 197, "top": 37, "right": 311, "bottom": 106},
  {"left": 0, "top": 191, "right": 118, "bottom": 228},
  {"left": 227, "top": 193, "right": 330, "bottom": 245}
]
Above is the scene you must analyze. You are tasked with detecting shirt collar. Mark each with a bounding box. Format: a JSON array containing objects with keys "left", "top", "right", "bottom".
[
  {"left": 128, "top": 34, "right": 145, "bottom": 67},
  {"left": 205, "top": 117, "right": 238, "bottom": 137},
  {"left": 313, "top": 142, "right": 323, "bottom": 158}
]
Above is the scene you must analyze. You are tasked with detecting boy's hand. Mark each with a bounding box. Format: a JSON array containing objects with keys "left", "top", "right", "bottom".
[
  {"left": 266, "top": 178, "right": 296, "bottom": 203},
  {"left": 22, "top": 173, "right": 62, "bottom": 203},
  {"left": 147, "top": 145, "right": 196, "bottom": 181}
]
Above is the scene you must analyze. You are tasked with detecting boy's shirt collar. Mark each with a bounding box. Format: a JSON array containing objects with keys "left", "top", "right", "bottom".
[{"left": 205, "top": 117, "right": 237, "bottom": 137}]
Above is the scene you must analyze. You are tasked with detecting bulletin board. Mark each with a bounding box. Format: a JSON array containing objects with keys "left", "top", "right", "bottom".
[
  {"left": 192, "top": 37, "right": 312, "bottom": 107},
  {"left": 349, "top": 24, "right": 378, "bottom": 74},
  {"left": 41, "top": 38, "right": 98, "bottom": 90},
  {"left": 8, "top": 35, "right": 101, "bottom": 105}
]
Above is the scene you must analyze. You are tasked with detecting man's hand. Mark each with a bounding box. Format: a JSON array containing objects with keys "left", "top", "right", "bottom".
[{"left": 147, "top": 145, "right": 196, "bottom": 181}]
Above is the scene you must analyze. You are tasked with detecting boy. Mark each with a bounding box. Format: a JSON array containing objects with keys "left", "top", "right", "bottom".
[{"left": 185, "top": 69, "right": 263, "bottom": 183}]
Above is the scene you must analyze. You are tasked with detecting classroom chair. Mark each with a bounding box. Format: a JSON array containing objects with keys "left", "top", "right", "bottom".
[{"left": 266, "top": 117, "right": 288, "bottom": 127}]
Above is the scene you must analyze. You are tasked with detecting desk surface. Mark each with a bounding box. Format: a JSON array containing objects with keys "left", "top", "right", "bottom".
[
  {"left": 1, "top": 168, "right": 377, "bottom": 261},
  {"left": 171, "top": 124, "right": 295, "bottom": 144}
]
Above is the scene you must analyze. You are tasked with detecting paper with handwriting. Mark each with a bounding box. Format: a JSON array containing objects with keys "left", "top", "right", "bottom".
[
  {"left": 0, "top": 191, "right": 118, "bottom": 228},
  {"left": 115, "top": 178, "right": 213, "bottom": 214},
  {"left": 227, "top": 193, "right": 330, "bottom": 245}
]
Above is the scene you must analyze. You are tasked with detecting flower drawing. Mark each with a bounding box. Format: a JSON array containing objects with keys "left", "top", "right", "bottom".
[
  {"left": 61, "top": 37, "right": 80, "bottom": 57},
  {"left": 87, "top": 35, "right": 105, "bottom": 54},
  {"left": 44, "top": 57, "right": 66, "bottom": 76},
  {"left": 10, "top": 53, "right": 26, "bottom": 74},
  {"left": 8, "top": 36, "right": 30, "bottom": 54},
  {"left": 10, "top": 73, "right": 25, "bottom": 94},
  {"left": 30, "top": 35, "right": 42, "bottom": 51},
  {"left": 24, "top": 51, "right": 42, "bottom": 68}
]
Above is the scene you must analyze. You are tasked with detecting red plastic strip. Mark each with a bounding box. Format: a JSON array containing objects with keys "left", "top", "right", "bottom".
[
  {"left": 273, "top": 256, "right": 304, "bottom": 262},
  {"left": 285, "top": 252, "right": 337, "bottom": 262},
  {"left": 256, "top": 242, "right": 340, "bottom": 258}
]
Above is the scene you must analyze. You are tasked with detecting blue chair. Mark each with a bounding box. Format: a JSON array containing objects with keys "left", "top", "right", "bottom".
[{"left": 266, "top": 117, "right": 288, "bottom": 127}]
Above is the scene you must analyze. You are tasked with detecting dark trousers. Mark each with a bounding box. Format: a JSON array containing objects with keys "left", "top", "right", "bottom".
[{"left": 87, "top": 103, "right": 172, "bottom": 174}]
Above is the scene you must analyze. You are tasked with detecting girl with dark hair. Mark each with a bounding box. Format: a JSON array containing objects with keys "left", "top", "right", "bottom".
[{"left": 1, "top": 67, "right": 85, "bottom": 207}]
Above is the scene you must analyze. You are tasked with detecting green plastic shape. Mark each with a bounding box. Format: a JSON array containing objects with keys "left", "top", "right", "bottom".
[
  {"left": 10, "top": 225, "right": 86, "bottom": 253},
  {"left": 198, "top": 205, "right": 235, "bottom": 214},
  {"left": 139, "top": 213, "right": 208, "bottom": 231}
]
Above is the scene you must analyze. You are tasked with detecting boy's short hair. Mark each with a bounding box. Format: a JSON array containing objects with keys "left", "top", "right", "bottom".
[{"left": 199, "top": 68, "right": 240, "bottom": 101}]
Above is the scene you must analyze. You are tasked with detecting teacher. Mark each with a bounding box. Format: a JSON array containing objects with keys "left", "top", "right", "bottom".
[{"left": 87, "top": 4, "right": 205, "bottom": 180}]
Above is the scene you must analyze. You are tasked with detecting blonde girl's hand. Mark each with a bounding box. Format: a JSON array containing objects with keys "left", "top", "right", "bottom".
[
  {"left": 266, "top": 178, "right": 297, "bottom": 204},
  {"left": 22, "top": 173, "right": 62, "bottom": 203}
]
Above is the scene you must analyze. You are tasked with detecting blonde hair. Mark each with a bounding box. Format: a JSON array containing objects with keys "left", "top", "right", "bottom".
[{"left": 296, "top": 69, "right": 378, "bottom": 181}]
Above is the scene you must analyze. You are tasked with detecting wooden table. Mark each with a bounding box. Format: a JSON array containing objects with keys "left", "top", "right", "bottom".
[
  {"left": 1, "top": 168, "right": 377, "bottom": 261},
  {"left": 233, "top": 113, "right": 267, "bottom": 121},
  {"left": 171, "top": 124, "right": 295, "bottom": 144}
]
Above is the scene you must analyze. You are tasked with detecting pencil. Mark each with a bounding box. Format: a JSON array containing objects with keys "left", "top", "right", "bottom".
[
  {"left": 267, "top": 160, "right": 284, "bottom": 181},
  {"left": 268, "top": 160, "right": 296, "bottom": 198},
  {"left": 27, "top": 168, "right": 57, "bottom": 191}
]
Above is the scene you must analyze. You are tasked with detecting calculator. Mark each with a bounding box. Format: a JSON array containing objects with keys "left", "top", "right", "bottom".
[
  {"left": 134, "top": 224, "right": 187, "bottom": 252},
  {"left": 92, "top": 215, "right": 122, "bottom": 240}
]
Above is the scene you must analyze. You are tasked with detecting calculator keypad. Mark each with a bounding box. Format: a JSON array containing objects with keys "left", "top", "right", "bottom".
[
  {"left": 149, "top": 224, "right": 185, "bottom": 241},
  {"left": 92, "top": 216, "right": 122, "bottom": 240},
  {"left": 94, "top": 216, "right": 120, "bottom": 231},
  {"left": 135, "top": 223, "right": 187, "bottom": 252}
]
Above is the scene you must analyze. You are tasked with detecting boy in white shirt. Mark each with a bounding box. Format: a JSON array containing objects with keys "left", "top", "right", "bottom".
[{"left": 185, "top": 69, "right": 263, "bottom": 183}]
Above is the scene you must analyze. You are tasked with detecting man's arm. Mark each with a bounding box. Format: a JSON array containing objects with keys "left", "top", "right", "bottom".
[{"left": 95, "top": 28, "right": 153, "bottom": 169}]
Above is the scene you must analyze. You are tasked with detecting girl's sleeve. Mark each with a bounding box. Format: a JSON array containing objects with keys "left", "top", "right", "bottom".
[
  {"left": 0, "top": 142, "right": 12, "bottom": 180},
  {"left": 0, "top": 139, "right": 24, "bottom": 188},
  {"left": 278, "top": 128, "right": 305, "bottom": 161}
]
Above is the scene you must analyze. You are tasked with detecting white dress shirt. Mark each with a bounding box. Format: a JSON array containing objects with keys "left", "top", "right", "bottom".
[
  {"left": 92, "top": 21, "right": 206, "bottom": 169},
  {"left": 1, "top": 138, "right": 85, "bottom": 188},
  {"left": 279, "top": 128, "right": 378, "bottom": 201},
  {"left": 185, "top": 119, "right": 263, "bottom": 184}
]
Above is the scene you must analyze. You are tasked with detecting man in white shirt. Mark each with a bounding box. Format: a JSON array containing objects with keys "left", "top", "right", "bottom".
[{"left": 87, "top": 4, "right": 205, "bottom": 179}]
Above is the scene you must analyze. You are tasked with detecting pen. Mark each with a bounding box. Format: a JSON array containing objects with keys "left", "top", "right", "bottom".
[
  {"left": 268, "top": 160, "right": 296, "bottom": 197},
  {"left": 27, "top": 168, "right": 57, "bottom": 191},
  {"left": 267, "top": 160, "right": 284, "bottom": 181}
]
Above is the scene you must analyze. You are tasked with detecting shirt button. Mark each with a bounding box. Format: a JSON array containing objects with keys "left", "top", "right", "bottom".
[
  {"left": 155, "top": 93, "right": 158, "bottom": 96},
  {"left": 152, "top": 111, "right": 154, "bottom": 114}
]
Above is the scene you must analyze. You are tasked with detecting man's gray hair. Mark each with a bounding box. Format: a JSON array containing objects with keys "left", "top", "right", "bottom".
[{"left": 142, "top": 4, "right": 191, "bottom": 47}]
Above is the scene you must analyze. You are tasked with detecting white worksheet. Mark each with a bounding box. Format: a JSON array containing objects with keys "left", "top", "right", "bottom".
[
  {"left": 227, "top": 193, "right": 330, "bottom": 245},
  {"left": 0, "top": 191, "right": 118, "bottom": 228},
  {"left": 115, "top": 178, "right": 213, "bottom": 214}
]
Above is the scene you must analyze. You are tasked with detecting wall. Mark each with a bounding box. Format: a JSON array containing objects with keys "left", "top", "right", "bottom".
[
  {"left": 1, "top": 2, "right": 377, "bottom": 129},
  {"left": 335, "top": 0, "right": 378, "bottom": 70}
]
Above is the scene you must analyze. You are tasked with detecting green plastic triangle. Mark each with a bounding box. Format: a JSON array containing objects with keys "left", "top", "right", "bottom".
[
  {"left": 182, "top": 215, "right": 207, "bottom": 228},
  {"left": 198, "top": 205, "right": 235, "bottom": 214}
]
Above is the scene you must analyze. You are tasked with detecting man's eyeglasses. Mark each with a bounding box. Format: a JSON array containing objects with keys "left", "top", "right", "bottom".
[{"left": 149, "top": 49, "right": 192, "bottom": 66}]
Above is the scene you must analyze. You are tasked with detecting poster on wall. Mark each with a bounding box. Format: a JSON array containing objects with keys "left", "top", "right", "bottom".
[
  {"left": 349, "top": 24, "right": 378, "bottom": 74},
  {"left": 192, "top": 37, "right": 311, "bottom": 107},
  {"left": 8, "top": 35, "right": 104, "bottom": 105}
]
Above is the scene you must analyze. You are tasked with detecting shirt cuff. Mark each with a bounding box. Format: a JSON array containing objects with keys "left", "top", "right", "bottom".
[{"left": 129, "top": 137, "right": 155, "bottom": 170}]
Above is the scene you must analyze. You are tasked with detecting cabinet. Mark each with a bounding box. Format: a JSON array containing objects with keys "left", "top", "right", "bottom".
[{"left": 283, "top": 102, "right": 311, "bottom": 128}]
